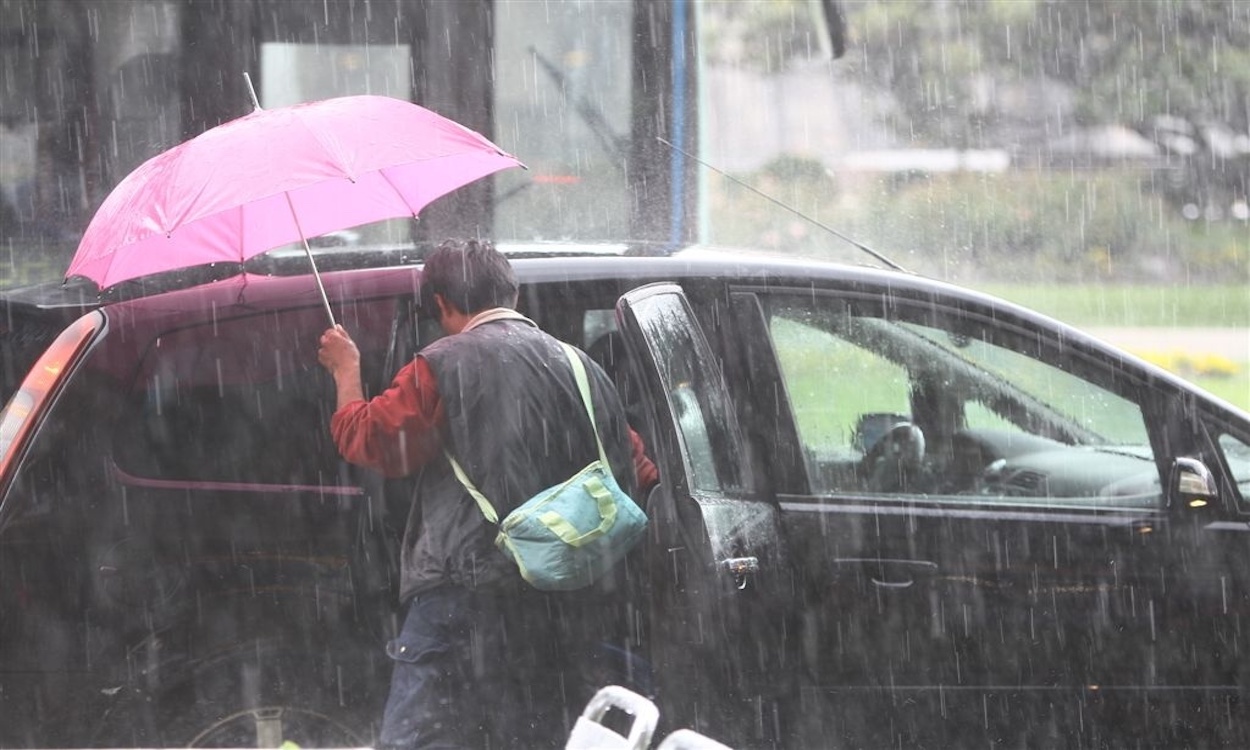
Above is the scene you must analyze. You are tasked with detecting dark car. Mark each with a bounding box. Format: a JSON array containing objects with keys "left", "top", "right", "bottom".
[{"left": 2, "top": 245, "right": 1248, "bottom": 748}]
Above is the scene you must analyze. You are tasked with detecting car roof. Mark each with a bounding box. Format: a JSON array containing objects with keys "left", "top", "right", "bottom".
[
  {"left": 1, "top": 242, "right": 1069, "bottom": 338},
  {"left": 5, "top": 242, "right": 1241, "bottom": 422},
  {"left": 87, "top": 249, "right": 972, "bottom": 313}
]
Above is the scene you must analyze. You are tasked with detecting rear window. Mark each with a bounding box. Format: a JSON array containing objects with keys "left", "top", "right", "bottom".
[{"left": 111, "top": 300, "right": 397, "bottom": 486}]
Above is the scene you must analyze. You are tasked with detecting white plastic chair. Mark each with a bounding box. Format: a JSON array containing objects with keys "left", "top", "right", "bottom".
[
  {"left": 655, "top": 728, "right": 734, "bottom": 750},
  {"left": 565, "top": 685, "right": 660, "bottom": 750}
]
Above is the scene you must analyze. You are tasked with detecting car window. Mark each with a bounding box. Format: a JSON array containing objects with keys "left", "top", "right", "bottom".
[
  {"left": 625, "top": 289, "right": 746, "bottom": 495},
  {"left": 771, "top": 315, "right": 911, "bottom": 463},
  {"left": 899, "top": 322, "right": 1150, "bottom": 445},
  {"left": 582, "top": 308, "right": 617, "bottom": 346},
  {"left": 1218, "top": 432, "right": 1250, "bottom": 508},
  {"left": 763, "top": 293, "right": 1161, "bottom": 509},
  {"left": 111, "top": 302, "right": 394, "bottom": 487}
]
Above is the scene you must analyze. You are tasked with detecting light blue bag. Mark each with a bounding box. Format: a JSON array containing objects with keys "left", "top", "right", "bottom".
[{"left": 447, "top": 343, "right": 648, "bottom": 591}]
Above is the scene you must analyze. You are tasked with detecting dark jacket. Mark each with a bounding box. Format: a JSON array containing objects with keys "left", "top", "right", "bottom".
[{"left": 398, "top": 318, "right": 636, "bottom": 602}]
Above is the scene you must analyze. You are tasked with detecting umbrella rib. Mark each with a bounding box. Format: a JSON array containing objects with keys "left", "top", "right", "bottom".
[{"left": 377, "top": 167, "right": 420, "bottom": 218}]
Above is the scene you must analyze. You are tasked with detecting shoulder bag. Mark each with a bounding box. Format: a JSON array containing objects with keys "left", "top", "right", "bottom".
[{"left": 447, "top": 342, "right": 649, "bottom": 591}]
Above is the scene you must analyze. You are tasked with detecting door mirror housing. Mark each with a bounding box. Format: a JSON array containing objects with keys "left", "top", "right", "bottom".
[{"left": 1170, "top": 456, "right": 1218, "bottom": 511}]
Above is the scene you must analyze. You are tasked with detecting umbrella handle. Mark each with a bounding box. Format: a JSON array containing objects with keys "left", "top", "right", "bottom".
[{"left": 283, "top": 192, "right": 337, "bottom": 328}]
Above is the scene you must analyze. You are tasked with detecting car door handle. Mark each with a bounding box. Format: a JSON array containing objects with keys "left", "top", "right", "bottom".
[
  {"left": 721, "top": 556, "right": 760, "bottom": 589},
  {"left": 833, "top": 558, "right": 938, "bottom": 589}
]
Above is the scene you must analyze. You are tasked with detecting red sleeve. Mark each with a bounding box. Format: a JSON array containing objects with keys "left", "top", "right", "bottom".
[
  {"left": 630, "top": 427, "right": 659, "bottom": 493},
  {"left": 330, "top": 356, "right": 445, "bottom": 478}
]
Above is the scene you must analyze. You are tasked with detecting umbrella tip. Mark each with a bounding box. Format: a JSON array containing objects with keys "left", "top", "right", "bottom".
[{"left": 243, "top": 72, "right": 262, "bottom": 112}]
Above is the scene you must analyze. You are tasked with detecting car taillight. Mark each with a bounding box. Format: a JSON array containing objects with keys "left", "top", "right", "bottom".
[{"left": 0, "top": 312, "right": 103, "bottom": 489}]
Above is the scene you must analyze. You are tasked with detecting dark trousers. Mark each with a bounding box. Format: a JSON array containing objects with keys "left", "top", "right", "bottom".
[{"left": 377, "top": 584, "right": 593, "bottom": 750}]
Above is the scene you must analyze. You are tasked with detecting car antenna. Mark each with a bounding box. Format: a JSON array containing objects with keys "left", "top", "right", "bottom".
[{"left": 657, "top": 136, "right": 907, "bottom": 272}]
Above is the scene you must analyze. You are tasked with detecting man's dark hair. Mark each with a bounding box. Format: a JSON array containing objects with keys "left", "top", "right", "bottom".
[{"left": 420, "top": 238, "right": 518, "bottom": 315}]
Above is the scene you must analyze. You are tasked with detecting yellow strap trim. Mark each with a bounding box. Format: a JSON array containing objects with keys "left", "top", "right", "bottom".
[
  {"left": 447, "top": 452, "right": 498, "bottom": 524},
  {"left": 535, "top": 474, "right": 618, "bottom": 547},
  {"left": 495, "top": 532, "right": 536, "bottom": 584},
  {"left": 561, "top": 343, "right": 612, "bottom": 468}
]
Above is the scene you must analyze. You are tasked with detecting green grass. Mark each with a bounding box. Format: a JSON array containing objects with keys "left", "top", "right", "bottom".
[
  {"left": 1191, "top": 374, "right": 1250, "bottom": 410},
  {"left": 975, "top": 284, "right": 1248, "bottom": 410},
  {"left": 974, "top": 284, "right": 1249, "bottom": 328},
  {"left": 772, "top": 324, "right": 913, "bottom": 452}
]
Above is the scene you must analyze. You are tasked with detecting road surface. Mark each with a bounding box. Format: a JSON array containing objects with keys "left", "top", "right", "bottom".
[{"left": 1085, "top": 327, "right": 1249, "bottom": 362}]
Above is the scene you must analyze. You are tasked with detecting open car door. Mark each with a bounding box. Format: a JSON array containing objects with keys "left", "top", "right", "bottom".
[{"left": 615, "top": 282, "right": 790, "bottom": 743}]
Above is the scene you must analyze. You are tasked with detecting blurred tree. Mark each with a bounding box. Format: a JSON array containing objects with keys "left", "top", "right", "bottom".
[
  {"left": 1037, "top": 0, "right": 1250, "bottom": 216},
  {"left": 842, "top": 0, "right": 1250, "bottom": 214},
  {"left": 701, "top": 0, "right": 838, "bottom": 73}
]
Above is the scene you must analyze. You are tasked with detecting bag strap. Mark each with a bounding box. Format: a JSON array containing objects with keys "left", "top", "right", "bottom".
[
  {"left": 448, "top": 450, "right": 500, "bottom": 524},
  {"left": 446, "top": 342, "right": 608, "bottom": 525},
  {"left": 560, "top": 342, "right": 611, "bottom": 468}
]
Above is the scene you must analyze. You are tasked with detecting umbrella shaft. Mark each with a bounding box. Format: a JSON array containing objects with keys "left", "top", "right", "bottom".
[{"left": 284, "top": 191, "right": 337, "bottom": 328}]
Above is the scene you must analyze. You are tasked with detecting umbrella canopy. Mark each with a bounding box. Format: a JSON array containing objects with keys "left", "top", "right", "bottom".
[{"left": 67, "top": 95, "right": 523, "bottom": 291}]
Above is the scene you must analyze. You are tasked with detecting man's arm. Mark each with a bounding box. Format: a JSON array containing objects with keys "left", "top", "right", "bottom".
[
  {"left": 629, "top": 427, "right": 659, "bottom": 493},
  {"left": 319, "top": 325, "right": 366, "bottom": 408},
  {"left": 319, "top": 326, "right": 444, "bottom": 477}
]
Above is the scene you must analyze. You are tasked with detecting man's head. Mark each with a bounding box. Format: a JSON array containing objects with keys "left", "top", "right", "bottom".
[{"left": 420, "top": 238, "right": 518, "bottom": 331}]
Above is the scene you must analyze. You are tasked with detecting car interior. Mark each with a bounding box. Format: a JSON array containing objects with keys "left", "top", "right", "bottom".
[{"left": 748, "top": 292, "right": 1164, "bottom": 509}]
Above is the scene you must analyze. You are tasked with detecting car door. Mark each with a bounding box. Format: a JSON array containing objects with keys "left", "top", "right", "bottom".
[
  {"left": 723, "top": 281, "right": 1249, "bottom": 748},
  {"left": 2, "top": 297, "right": 396, "bottom": 746},
  {"left": 615, "top": 282, "right": 790, "bottom": 744}
]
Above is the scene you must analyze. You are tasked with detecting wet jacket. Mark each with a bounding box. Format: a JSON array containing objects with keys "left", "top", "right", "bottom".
[{"left": 338, "top": 316, "right": 639, "bottom": 603}]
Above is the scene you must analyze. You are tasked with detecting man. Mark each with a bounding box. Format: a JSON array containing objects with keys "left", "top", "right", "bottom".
[{"left": 318, "top": 238, "right": 657, "bottom": 749}]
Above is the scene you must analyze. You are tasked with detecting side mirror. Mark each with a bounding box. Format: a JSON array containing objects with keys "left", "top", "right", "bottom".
[{"left": 1170, "top": 456, "right": 1218, "bottom": 510}]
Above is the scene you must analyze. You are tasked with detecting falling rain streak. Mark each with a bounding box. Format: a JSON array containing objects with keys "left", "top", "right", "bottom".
[{"left": 0, "top": 1, "right": 1246, "bottom": 749}]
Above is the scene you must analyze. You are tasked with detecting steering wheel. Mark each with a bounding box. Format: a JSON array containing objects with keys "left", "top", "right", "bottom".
[{"left": 859, "top": 422, "right": 927, "bottom": 493}]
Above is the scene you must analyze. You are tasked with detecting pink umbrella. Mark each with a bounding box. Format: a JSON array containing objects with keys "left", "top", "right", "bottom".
[{"left": 67, "top": 93, "right": 524, "bottom": 324}]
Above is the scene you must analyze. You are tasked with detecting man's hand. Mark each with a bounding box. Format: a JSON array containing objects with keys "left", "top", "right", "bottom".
[
  {"left": 319, "top": 325, "right": 360, "bottom": 377},
  {"left": 319, "top": 325, "right": 365, "bottom": 407}
]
